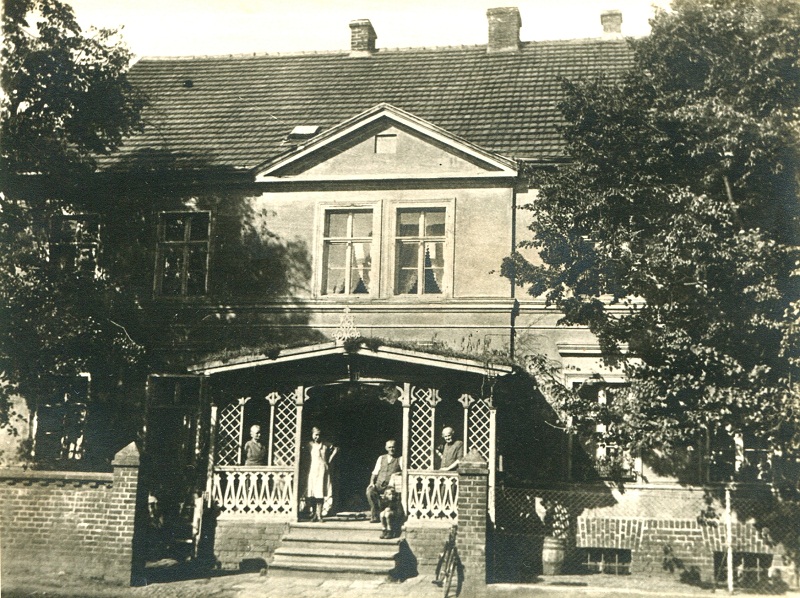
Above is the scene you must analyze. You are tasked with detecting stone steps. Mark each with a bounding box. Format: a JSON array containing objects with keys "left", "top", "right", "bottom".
[{"left": 270, "top": 521, "right": 402, "bottom": 578}]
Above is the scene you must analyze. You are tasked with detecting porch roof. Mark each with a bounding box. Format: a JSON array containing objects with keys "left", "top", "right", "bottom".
[{"left": 188, "top": 341, "right": 514, "bottom": 378}]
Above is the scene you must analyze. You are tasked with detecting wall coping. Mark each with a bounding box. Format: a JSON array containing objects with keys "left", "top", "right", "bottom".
[
  {"left": 0, "top": 467, "right": 113, "bottom": 484},
  {"left": 499, "top": 481, "right": 772, "bottom": 493}
]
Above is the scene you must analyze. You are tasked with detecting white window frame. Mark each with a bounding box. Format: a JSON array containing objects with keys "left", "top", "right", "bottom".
[
  {"left": 386, "top": 199, "right": 455, "bottom": 299},
  {"left": 154, "top": 211, "right": 211, "bottom": 298},
  {"left": 49, "top": 214, "right": 101, "bottom": 276},
  {"left": 314, "top": 202, "right": 382, "bottom": 299}
]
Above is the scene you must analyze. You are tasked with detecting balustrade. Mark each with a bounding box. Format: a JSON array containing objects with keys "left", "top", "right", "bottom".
[
  {"left": 212, "top": 466, "right": 294, "bottom": 517},
  {"left": 406, "top": 470, "right": 458, "bottom": 520}
]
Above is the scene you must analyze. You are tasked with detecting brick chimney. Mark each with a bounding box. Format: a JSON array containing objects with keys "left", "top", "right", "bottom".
[
  {"left": 601, "top": 10, "right": 623, "bottom": 36},
  {"left": 350, "top": 19, "right": 377, "bottom": 56},
  {"left": 487, "top": 7, "right": 521, "bottom": 53}
]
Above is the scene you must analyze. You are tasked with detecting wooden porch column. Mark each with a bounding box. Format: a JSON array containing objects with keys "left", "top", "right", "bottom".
[
  {"left": 488, "top": 400, "right": 497, "bottom": 523},
  {"left": 400, "top": 382, "right": 411, "bottom": 513},
  {"left": 205, "top": 404, "right": 218, "bottom": 502},
  {"left": 291, "top": 385, "right": 306, "bottom": 521}
]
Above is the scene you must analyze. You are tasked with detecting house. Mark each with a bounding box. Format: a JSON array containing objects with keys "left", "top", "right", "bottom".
[{"left": 1, "top": 6, "right": 787, "bottom": 589}]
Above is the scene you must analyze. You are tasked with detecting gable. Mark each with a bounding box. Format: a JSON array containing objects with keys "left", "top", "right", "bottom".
[{"left": 255, "top": 105, "right": 517, "bottom": 182}]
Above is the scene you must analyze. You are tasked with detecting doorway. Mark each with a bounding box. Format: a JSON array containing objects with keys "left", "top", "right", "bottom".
[{"left": 302, "top": 383, "right": 403, "bottom": 514}]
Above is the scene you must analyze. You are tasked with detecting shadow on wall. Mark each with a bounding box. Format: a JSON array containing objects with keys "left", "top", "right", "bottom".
[{"left": 97, "top": 148, "right": 326, "bottom": 367}]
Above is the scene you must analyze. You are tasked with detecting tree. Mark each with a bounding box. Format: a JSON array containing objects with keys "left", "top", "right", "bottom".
[
  {"left": 0, "top": 0, "right": 147, "bottom": 458},
  {"left": 1, "top": 0, "right": 145, "bottom": 177},
  {"left": 0, "top": 1, "right": 317, "bottom": 469},
  {"left": 506, "top": 0, "right": 799, "bottom": 492}
]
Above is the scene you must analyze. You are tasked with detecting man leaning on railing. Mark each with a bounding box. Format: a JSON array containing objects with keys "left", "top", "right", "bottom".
[{"left": 436, "top": 427, "right": 463, "bottom": 471}]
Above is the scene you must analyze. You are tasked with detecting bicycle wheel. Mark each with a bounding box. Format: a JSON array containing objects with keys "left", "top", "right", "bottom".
[
  {"left": 443, "top": 551, "right": 457, "bottom": 598},
  {"left": 433, "top": 545, "right": 450, "bottom": 586}
]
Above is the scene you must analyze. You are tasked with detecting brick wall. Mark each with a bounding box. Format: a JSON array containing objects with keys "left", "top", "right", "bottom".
[
  {"left": 458, "top": 451, "right": 489, "bottom": 597},
  {"left": 404, "top": 522, "right": 453, "bottom": 572},
  {"left": 0, "top": 443, "right": 142, "bottom": 585},
  {"left": 495, "top": 484, "right": 787, "bottom": 584},
  {"left": 212, "top": 516, "right": 289, "bottom": 570}
]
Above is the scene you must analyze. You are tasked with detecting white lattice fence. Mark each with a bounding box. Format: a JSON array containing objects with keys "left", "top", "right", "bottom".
[
  {"left": 217, "top": 399, "right": 246, "bottom": 466},
  {"left": 270, "top": 391, "right": 298, "bottom": 467},
  {"left": 468, "top": 397, "right": 492, "bottom": 461},
  {"left": 409, "top": 387, "right": 439, "bottom": 470}
]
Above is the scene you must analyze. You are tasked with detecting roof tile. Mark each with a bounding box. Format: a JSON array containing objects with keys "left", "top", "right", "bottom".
[{"left": 111, "top": 39, "right": 633, "bottom": 171}]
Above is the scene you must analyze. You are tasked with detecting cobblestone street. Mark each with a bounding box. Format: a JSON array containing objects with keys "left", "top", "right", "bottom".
[{"left": 4, "top": 567, "right": 798, "bottom": 598}]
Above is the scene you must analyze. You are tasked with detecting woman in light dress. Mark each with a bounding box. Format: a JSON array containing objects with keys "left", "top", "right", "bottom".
[{"left": 305, "top": 426, "right": 337, "bottom": 521}]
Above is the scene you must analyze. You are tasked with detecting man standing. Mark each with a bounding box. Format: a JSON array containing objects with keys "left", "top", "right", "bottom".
[
  {"left": 437, "top": 427, "right": 463, "bottom": 471},
  {"left": 366, "top": 440, "right": 402, "bottom": 523}
]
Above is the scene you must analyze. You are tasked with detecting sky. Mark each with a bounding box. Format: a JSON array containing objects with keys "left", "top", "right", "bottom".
[{"left": 65, "top": 0, "right": 671, "bottom": 59}]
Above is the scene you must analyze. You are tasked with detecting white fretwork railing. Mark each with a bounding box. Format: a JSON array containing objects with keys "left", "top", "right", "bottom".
[
  {"left": 406, "top": 470, "right": 458, "bottom": 521},
  {"left": 212, "top": 466, "right": 294, "bottom": 517}
]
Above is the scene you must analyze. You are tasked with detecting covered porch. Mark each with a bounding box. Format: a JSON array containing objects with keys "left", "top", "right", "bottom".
[{"left": 191, "top": 341, "right": 513, "bottom": 525}]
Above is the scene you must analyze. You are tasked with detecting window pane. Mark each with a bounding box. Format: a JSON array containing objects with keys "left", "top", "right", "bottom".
[
  {"left": 186, "top": 248, "right": 208, "bottom": 296},
  {"left": 323, "top": 243, "right": 347, "bottom": 294},
  {"left": 161, "top": 246, "right": 185, "bottom": 295},
  {"left": 351, "top": 211, "right": 373, "bottom": 238},
  {"left": 163, "top": 214, "right": 187, "bottom": 241},
  {"left": 350, "top": 242, "right": 371, "bottom": 293},
  {"left": 423, "top": 242, "right": 443, "bottom": 294},
  {"left": 396, "top": 270, "right": 418, "bottom": 294},
  {"left": 424, "top": 209, "right": 446, "bottom": 236},
  {"left": 189, "top": 213, "right": 209, "bottom": 241},
  {"left": 397, "top": 210, "right": 420, "bottom": 237},
  {"left": 424, "top": 241, "right": 444, "bottom": 268},
  {"left": 325, "top": 212, "right": 349, "bottom": 238},
  {"left": 397, "top": 242, "right": 419, "bottom": 268}
]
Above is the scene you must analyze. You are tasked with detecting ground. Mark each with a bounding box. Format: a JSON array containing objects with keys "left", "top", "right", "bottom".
[{"left": 2, "top": 567, "right": 798, "bottom": 598}]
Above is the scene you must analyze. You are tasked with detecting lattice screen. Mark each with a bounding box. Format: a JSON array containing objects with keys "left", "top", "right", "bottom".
[
  {"left": 409, "top": 386, "right": 439, "bottom": 470},
  {"left": 217, "top": 399, "right": 246, "bottom": 465},
  {"left": 271, "top": 391, "right": 297, "bottom": 467},
  {"left": 468, "top": 397, "right": 492, "bottom": 461}
]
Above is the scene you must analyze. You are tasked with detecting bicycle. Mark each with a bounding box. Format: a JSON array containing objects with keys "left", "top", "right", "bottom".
[{"left": 432, "top": 527, "right": 462, "bottom": 597}]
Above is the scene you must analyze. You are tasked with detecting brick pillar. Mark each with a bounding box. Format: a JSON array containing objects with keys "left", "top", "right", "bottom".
[
  {"left": 457, "top": 450, "right": 489, "bottom": 597},
  {"left": 109, "top": 442, "right": 144, "bottom": 585}
]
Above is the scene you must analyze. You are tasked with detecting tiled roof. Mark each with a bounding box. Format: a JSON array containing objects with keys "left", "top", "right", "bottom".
[{"left": 116, "top": 38, "right": 634, "bottom": 172}]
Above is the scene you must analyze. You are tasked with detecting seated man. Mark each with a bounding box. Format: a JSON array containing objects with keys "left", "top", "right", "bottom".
[{"left": 366, "top": 439, "right": 402, "bottom": 523}]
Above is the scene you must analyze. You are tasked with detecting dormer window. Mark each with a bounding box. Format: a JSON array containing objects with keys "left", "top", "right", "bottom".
[
  {"left": 374, "top": 134, "right": 397, "bottom": 154},
  {"left": 287, "top": 125, "right": 322, "bottom": 141}
]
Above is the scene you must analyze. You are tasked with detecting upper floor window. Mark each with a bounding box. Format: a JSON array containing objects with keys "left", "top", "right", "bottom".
[
  {"left": 50, "top": 215, "right": 100, "bottom": 275},
  {"left": 395, "top": 208, "right": 445, "bottom": 295},
  {"left": 322, "top": 210, "right": 373, "bottom": 295},
  {"left": 155, "top": 211, "right": 210, "bottom": 297}
]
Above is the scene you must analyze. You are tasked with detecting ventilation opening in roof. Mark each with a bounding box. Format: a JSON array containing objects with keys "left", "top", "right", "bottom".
[{"left": 287, "top": 125, "right": 322, "bottom": 140}]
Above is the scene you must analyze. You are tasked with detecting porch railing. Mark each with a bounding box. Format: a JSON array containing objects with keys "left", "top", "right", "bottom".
[
  {"left": 211, "top": 466, "right": 294, "bottom": 517},
  {"left": 406, "top": 470, "right": 458, "bottom": 521}
]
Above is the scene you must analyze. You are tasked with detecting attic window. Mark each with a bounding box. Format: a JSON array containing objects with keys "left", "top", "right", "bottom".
[
  {"left": 375, "top": 134, "right": 397, "bottom": 154},
  {"left": 183, "top": 79, "right": 193, "bottom": 88},
  {"left": 287, "top": 125, "right": 322, "bottom": 140}
]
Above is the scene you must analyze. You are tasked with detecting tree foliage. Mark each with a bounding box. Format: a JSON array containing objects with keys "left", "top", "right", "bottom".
[
  {"left": 1, "top": 0, "right": 145, "bottom": 177},
  {"left": 0, "top": 3, "right": 317, "bottom": 466},
  {"left": 506, "top": 0, "right": 800, "bottom": 490},
  {"left": 0, "top": 0, "right": 148, "bottom": 441}
]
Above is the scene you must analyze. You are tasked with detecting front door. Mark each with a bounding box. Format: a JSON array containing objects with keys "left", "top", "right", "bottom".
[{"left": 302, "top": 383, "right": 403, "bottom": 514}]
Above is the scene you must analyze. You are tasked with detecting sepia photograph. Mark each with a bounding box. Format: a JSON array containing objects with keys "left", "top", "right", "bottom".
[{"left": 1, "top": 0, "right": 798, "bottom": 596}]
